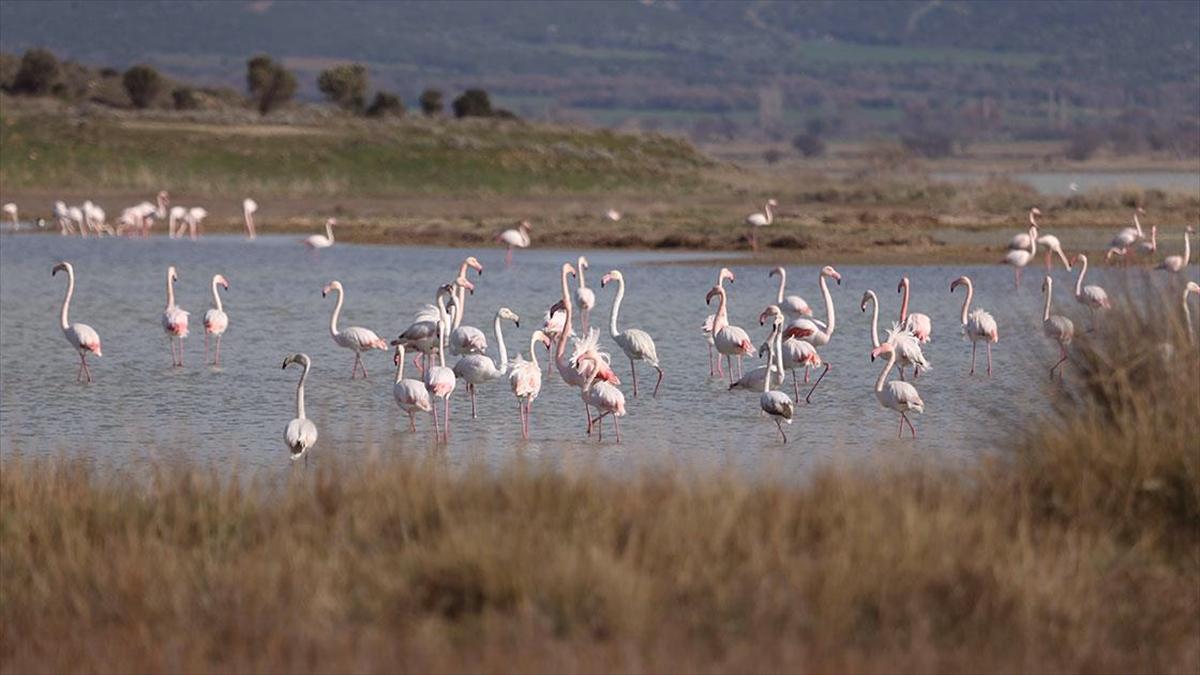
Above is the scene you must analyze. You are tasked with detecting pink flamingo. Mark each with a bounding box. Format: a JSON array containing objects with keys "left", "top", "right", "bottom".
[
  {"left": 1108, "top": 208, "right": 1146, "bottom": 266},
  {"left": 424, "top": 313, "right": 457, "bottom": 442},
  {"left": 575, "top": 351, "right": 627, "bottom": 443},
  {"left": 509, "top": 330, "right": 551, "bottom": 439},
  {"left": 745, "top": 198, "right": 777, "bottom": 252},
  {"left": 497, "top": 220, "right": 531, "bottom": 266},
  {"left": 702, "top": 267, "right": 736, "bottom": 377},
  {"left": 574, "top": 256, "right": 597, "bottom": 333},
  {"left": 897, "top": 276, "right": 932, "bottom": 343},
  {"left": 203, "top": 274, "right": 229, "bottom": 366},
  {"left": 758, "top": 305, "right": 794, "bottom": 443},
  {"left": 1041, "top": 276, "right": 1074, "bottom": 381},
  {"left": 1007, "top": 207, "right": 1040, "bottom": 252},
  {"left": 282, "top": 353, "right": 318, "bottom": 462},
  {"left": 782, "top": 266, "right": 841, "bottom": 394},
  {"left": 304, "top": 218, "right": 336, "bottom": 249},
  {"left": 51, "top": 262, "right": 102, "bottom": 383},
  {"left": 870, "top": 342, "right": 924, "bottom": 438},
  {"left": 541, "top": 307, "right": 566, "bottom": 376},
  {"left": 770, "top": 267, "right": 813, "bottom": 319},
  {"left": 321, "top": 280, "right": 387, "bottom": 378},
  {"left": 448, "top": 258, "right": 487, "bottom": 356},
  {"left": 1136, "top": 225, "right": 1157, "bottom": 260},
  {"left": 601, "top": 269, "right": 664, "bottom": 397},
  {"left": 551, "top": 263, "right": 619, "bottom": 433},
  {"left": 390, "top": 342, "right": 433, "bottom": 433},
  {"left": 452, "top": 307, "right": 519, "bottom": 418},
  {"left": 161, "top": 266, "right": 189, "bottom": 367},
  {"left": 862, "top": 290, "right": 928, "bottom": 381},
  {"left": 1071, "top": 254, "right": 1111, "bottom": 331},
  {"left": 1003, "top": 235, "right": 1036, "bottom": 289},
  {"left": 731, "top": 306, "right": 786, "bottom": 393},
  {"left": 243, "top": 198, "right": 258, "bottom": 239},
  {"left": 397, "top": 282, "right": 459, "bottom": 374},
  {"left": 950, "top": 275, "right": 998, "bottom": 376},
  {"left": 1183, "top": 282, "right": 1200, "bottom": 345},
  {"left": 705, "top": 285, "right": 755, "bottom": 384},
  {"left": 1157, "top": 226, "right": 1193, "bottom": 273}
]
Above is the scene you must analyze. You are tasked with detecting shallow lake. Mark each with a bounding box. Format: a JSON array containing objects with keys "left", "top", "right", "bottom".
[{"left": 0, "top": 234, "right": 1188, "bottom": 480}]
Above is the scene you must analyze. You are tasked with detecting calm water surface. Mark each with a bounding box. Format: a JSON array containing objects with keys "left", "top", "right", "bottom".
[
  {"left": 934, "top": 171, "right": 1200, "bottom": 196},
  {"left": 0, "top": 234, "right": 1160, "bottom": 480}
]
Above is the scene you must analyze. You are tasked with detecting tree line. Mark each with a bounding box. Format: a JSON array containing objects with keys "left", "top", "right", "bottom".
[{"left": 1, "top": 48, "right": 515, "bottom": 121}]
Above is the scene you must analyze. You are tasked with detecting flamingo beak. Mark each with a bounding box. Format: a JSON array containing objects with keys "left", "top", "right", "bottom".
[{"left": 515, "top": 319, "right": 521, "bottom": 328}]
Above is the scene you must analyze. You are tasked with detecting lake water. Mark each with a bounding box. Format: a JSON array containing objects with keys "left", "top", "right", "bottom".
[
  {"left": 0, "top": 234, "right": 1181, "bottom": 480},
  {"left": 934, "top": 171, "right": 1200, "bottom": 196}
]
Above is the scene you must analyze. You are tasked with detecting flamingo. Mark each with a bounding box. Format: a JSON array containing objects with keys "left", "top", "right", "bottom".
[
  {"left": 574, "top": 348, "right": 627, "bottom": 443},
  {"left": 397, "top": 282, "right": 462, "bottom": 375},
  {"left": 1071, "top": 254, "right": 1111, "bottom": 331},
  {"left": 497, "top": 220, "right": 532, "bottom": 265},
  {"left": 180, "top": 207, "right": 208, "bottom": 240},
  {"left": 1035, "top": 231, "right": 1072, "bottom": 272},
  {"left": 168, "top": 206, "right": 187, "bottom": 239},
  {"left": 897, "top": 277, "right": 932, "bottom": 343},
  {"left": 1137, "top": 225, "right": 1158, "bottom": 260},
  {"left": 1183, "top": 282, "right": 1200, "bottom": 345},
  {"left": 1003, "top": 234, "right": 1036, "bottom": 289},
  {"left": 453, "top": 307, "right": 519, "bottom": 418},
  {"left": 321, "top": 280, "right": 387, "bottom": 378},
  {"left": 574, "top": 256, "right": 597, "bottom": 333},
  {"left": 203, "top": 274, "right": 230, "bottom": 366},
  {"left": 1157, "top": 226, "right": 1193, "bottom": 273},
  {"left": 243, "top": 198, "right": 258, "bottom": 239},
  {"left": 541, "top": 307, "right": 566, "bottom": 376},
  {"left": 160, "top": 266, "right": 189, "bottom": 367},
  {"left": 870, "top": 341, "right": 924, "bottom": 438},
  {"left": 1041, "top": 276, "right": 1074, "bottom": 380},
  {"left": 448, "top": 258, "right": 487, "bottom": 356},
  {"left": 758, "top": 306, "right": 794, "bottom": 443},
  {"left": 509, "top": 330, "right": 550, "bottom": 439},
  {"left": 304, "top": 218, "right": 336, "bottom": 249},
  {"left": 67, "top": 206, "right": 84, "bottom": 237},
  {"left": 601, "top": 269, "right": 664, "bottom": 397},
  {"left": 282, "top": 353, "right": 318, "bottom": 462},
  {"left": 745, "top": 198, "right": 777, "bottom": 252},
  {"left": 705, "top": 285, "right": 755, "bottom": 384},
  {"left": 605, "top": 209, "right": 622, "bottom": 222},
  {"left": 950, "top": 275, "right": 998, "bottom": 376},
  {"left": 51, "top": 262, "right": 102, "bottom": 383},
  {"left": 1007, "top": 207, "right": 1040, "bottom": 251},
  {"left": 424, "top": 313, "right": 457, "bottom": 442},
  {"left": 862, "top": 290, "right": 929, "bottom": 381},
  {"left": 2, "top": 203, "right": 17, "bottom": 229},
  {"left": 702, "top": 267, "right": 736, "bottom": 377},
  {"left": 1109, "top": 208, "right": 1146, "bottom": 265},
  {"left": 390, "top": 342, "right": 432, "bottom": 433},
  {"left": 769, "top": 267, "right": 813, "bottom": 319},
  {"left": 784, "top": 266, "right": 841, "bottom": 347},
  {"left": 82, "top": 201, "right": 110, "bottom": 236},
  {"left": 731, "top": 307, "right": 786, "bottom": 393},
  {"left": 551, "top": 263, "right": 619, "bottom": 433},
  {"left": 54, "top": 201, "right": 74, "bottom": 235}
]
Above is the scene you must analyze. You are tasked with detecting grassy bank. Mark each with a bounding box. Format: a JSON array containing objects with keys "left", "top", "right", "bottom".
[{"left": 2, "top": 303, "right": 1197, "bottom": 673}]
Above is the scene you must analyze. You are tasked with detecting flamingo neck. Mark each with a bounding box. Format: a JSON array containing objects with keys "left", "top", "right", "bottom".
[
  {"left": 437, "top": 319, "right": 446, "bottom": 368},
  {"left": 819, "top": 274, "right": 836, "bottom": 335},
  {"left": 557, "top": 267, "right": 574, "bottom": 359},
  {"left": 296, "top": 363, "right": 309, "bottom": 419},
  {"left": 958, "top": 280, "right": 973, "bottom": 326},
  {"left": 1029, "top": 210, "right": 1039, "bottom": 228},
  {"left": 527, "top": 335, "right": 541, "bottom": 370},
  {"left": 774, "top": 321, "right": 785, "bottom": 383},
  {"left": 493, "top": 312, "right": 509, "bottom": 373},
  {"left": 156, "top": 194, "right": 167, "bottom": 219},
  {"left": 329, "top": 287, "right": 343, "bottom": 337},
  {"left": 576, "top": 258, "right": 587, "bottom": 289},
  {"left": 453, "top": 284, "right": 468, "bottom": 330},
  {"left": 1184, "top": 289, "right": 1195, "bottom": 345},
  {"left": 394, "top": 348, "right": 406, "bottom": 383},
  {"left": 866, "top": 291, "right": 880, "bottom": 349},
  {"left": 325, "top": 222, "right": 334, "bottom": 242},
  {"left": 165, "top": 271, "right": 176, "bottom": 309},
  {"left": 1074, "top": 257, "right": 1088, "bottom": 298},
  {"left": 59, "top": 266, "right": 74, "bottom": 330},
  {"left": 763, "top": 202, "right": 774, "bottom": 225},
  {"left": 712, "top": 288, "right": 729, "bottom": 332},
  {"left": 875, "top": 348, "right": 896, "bottom": 394},
  {"left": 762, "top": 324, "right": 778, "bottom": 394},
  {"left": 775, "top": 269, "right": 785, "bottom": 303},
  {"left": 608, "top": 277, "right": 624, "bottom": 339},
  {"left": 1043, "top": 280, "right": 1053, "bottom": 322},
  {"left": 1133, "top": 212, "right": 1143, "bottom": 236},
  {"left": 899, "top": 279, "right": 910, "bottom": 322},
  {"left": 211, "top": 278, "right": 224, "bottom": 312},
  {"left": 1183, "top": 230, "right": 1191, "bottom": 266}
]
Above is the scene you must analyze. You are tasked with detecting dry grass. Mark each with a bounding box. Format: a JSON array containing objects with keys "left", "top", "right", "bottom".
[{"left": 3, "top": 295, "right": 1199, "bottom": 673}]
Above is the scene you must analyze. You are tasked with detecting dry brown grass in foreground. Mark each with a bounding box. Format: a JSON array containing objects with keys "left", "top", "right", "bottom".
[{"left": 2, "top": 301, "right": 1198, "bottom": 674}]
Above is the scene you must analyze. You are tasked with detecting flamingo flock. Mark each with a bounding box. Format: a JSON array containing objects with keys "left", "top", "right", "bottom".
[
  {"left": 36, "top": 203, "right": 1198, "bottom": 460},
  {"left": 33, "top": 194, "right": 262, "bottom": 239}
]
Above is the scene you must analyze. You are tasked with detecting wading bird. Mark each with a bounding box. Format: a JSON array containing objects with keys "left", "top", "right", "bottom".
[
  {"left": 243, "top": 198, "right": 258, "bottom": 239},
  {"left": 870, "top": 341, "right": 924, "bottom": 438},
  {"left": 706, "top": 284, "right": 755, "bottom": 384},
  {"left": 304, "top": 218, "right": 336, "bottom": 249},
  {"left": 161, "top": 266, "right": 189, "bottom": 367},
  {"left": 1071, "top": 254, "right": 1111, "bottom": 331},
  {"left": 601, "top": 269, "right": 663, "bottom": 397},
  {"left": 574, "top": 256, "right": 596, "bottom": 333},
  {"left": 862, "top": 290, "right": 928, "bottom": 380},
  {"left": 497, "top": 220, "right": 531, "bottom": 266},
  {"left": 769, "top": 266, "right": 813, "bottom": 319},
  {"left": 758, "top": 305, "right": 794, "bottom": 443},
  {"left": 203, "top": 274, "right": 230, "bottom": 366},
  {"left": 950, "top": 275, "right": 998, "bottom": 376},
  {"left": 453, "top": 307, "right": 519, "bottom": 418},
  {"left": 897, "top": 276, "right": 932, "bottom": 343},
  {"left": 745, "top": 198, "right": 777, "bottom": 252},
  {"left": 1157, "top": 226, "right": 1193, "bottom": 273},
  {"left": 509, "top": 330, "right": 551, "bottom": 439},
  {"left": 390, "top": 342, "right": 432, "bottom": 434},
  {"left": 574, "top": 345, "right": 627, "bottom": 443},
  {"left": 702, "top": 268, "right": 736, "bottom": 377},
  {"left": 321, "top": 280, "right": 387, "bottom": 378},
  {"left": 282, "top": 353, "right": 318, "bottom": 462},
  {"left": 425, "top": 313, "right": 457, "bottom": 442},
  {"left": 1041, "top": 276, "right": 1074, "bottom": 381},
  {"left": 51, "top": 262, "right": 102, "bottom": 383},
  {"left": 1007, "top": 207, "right": 1040, "bottom": 251}
]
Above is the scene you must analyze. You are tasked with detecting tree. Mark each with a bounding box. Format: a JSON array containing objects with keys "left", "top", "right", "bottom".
[
  {"left": 11, "top": 48, "right": 59, "bottom": 95},
  {"left": 452, "top": 88, "right": 493, "bottom": 118},
  {"left": 172, "top": 87, "right": 199, "bottom": 111},
  {"left": 317, "top": 64, "right": 368, "bottom": 112},
  {"left": 365, "top": 91, "right": 405, "bottom": 118},
  {"left": 245, "top": 55, "right": 296, "bottom": 115},
  {"left": 419, "top": 89, "right": 443, "bottom": 116},
  {"left": 122, "top": 65, "right": 162, "bottom": 109}
]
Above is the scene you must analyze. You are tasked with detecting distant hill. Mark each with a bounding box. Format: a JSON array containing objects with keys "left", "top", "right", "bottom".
[{"left": 1, "top": 0, "right": 1196, "bottom": 139}]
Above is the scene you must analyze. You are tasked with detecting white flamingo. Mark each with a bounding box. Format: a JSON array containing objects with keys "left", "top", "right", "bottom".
[
  {"left": 601, "top": 269, "right": 664, "bottom": 397},
  {"left": 1003, "top": 234, "right": 1036, "bottom": 289},
  {"left": 453, "top": 307, "right": 519, "bottom": 418},
  {"left": 605, "top": 209, "right": 622, "bottom": 222},
  {"left": 731, "top": 307, "right": 787, "bottom": 393},
  {"left": 497, "top": 220, "right": 532, "bottom": 265},
  {"left": 745, "top": 198, "right": 777, "bottom": 252},
  {"left": 705, "top": 284, "right": 755, "bottom": 384},
  {"left": 168, "top": 206, "right": 187, "bottom": 239},
  {"left": 304, "top": 218, "right": 336, "bottom": 249},
  {"left": 54, "top": 201, "right": 74, "bottom": 235},
  {"left": 950, "top": 275, "right": 998, "bottom": 376},
  {"left": 574, "top": 255, "right": 597, "bottom": 333},
  {"left": 2, "top": 203, "right": 17, "bottom": 229},
  {"left": 897, "top": 276, "right": 932, "bottom": 343},
  {"left": 1137, "top": 225, "right": 1158, "bottom": 260},
  {"left": 1108, "top": 208, "right": 1146, "bottom": 264},
  {"left": 1183, "top": 282, "right": 1200, "bottom": 345},
  {"left": 243, "top": 198, "right": 258, "bottom": 239},
  {"left": 321, "top": 280, "right": 387, "bottom": 378},
  {"left": 870, "top": 341, "right": 924, "bottom": 438},
  {"left": 784, "top": 266, "right": 841, "bottom": 347},
  {"left": 574, "top": 347, "right": 627, "bottom": 443},
  {"left": 509, "top": 330, "right": 550, "bottom": 439},
  {"left": 282, "top": 353, "right": 318, "bottom": 462},
  {"left": 540, "top": 306, "right": 566, "bottom": 376},
  {"left": 161, "top": 266, "right": 189, "bottom": 367},
  {"left": 424, "top": 314, "right": 457, "bottom": 442},
  {"left": 180, "top": 207, "right": 208, "bottom": 240},
  {"left": 758, "top": 306, "right": 794, "bottom": 443},
  {"left": 1041, "top": 276, "right": 1074, "bottom": 381},
  {"left": 769, "top": 266, "right": 813, "bottom": 319},
  {"left": 1071, "top": 254, "right": 1111, "bottom": 331},
  {"left": 203, "top": 274, "right": 230, "bottom": 366},
  {"left": 702, "top": 267, "right": 736, "bottom": 377},
  {"left": 1007, "top": 207, "right": 1041, "bottom": 251},
  {"left": 51, "top": 262, "right": 102, "bottom": 383},
  {"left": 1035, "top": 231, "right": 1072, "bottom": 272},
  {"left": 861, "top": 290, "right": 929, "bottom": 381},
  {"left": 390, "top": 342, "right": 432, "bottom": 433},
  {"left": 448, "top": 263, "right": 487, "bottom": 356},
  {"left": 1157, "top": 226, "right": 1193, "bottom": 273}
]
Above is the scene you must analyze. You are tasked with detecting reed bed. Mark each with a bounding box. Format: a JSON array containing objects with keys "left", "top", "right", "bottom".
[{"left": 2, "top": 291, "right": 1198, "bottom": 673}]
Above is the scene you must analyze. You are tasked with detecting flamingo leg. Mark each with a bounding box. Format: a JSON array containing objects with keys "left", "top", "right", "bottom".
[
  {"left": 614, "top": 414, "right": 621, "bottom": 444},
  {"left": 792, "top": 373, "right": 800, "bottom": 401},
  {"left": 409, "top": 411, "right": 417, "bottom": 432},
  {"left": 178, "top": 338, "right": 184, "bottom": 366},
  {"left": 505, "top": 247, "right": 513, "bottom": 266},
  {"left": 215, "top": 335, "right": 222, "bottom": 367},
  {"left": 898, "top": 365, "right": 906, "bottom": 382},
  {"left": 581, "top": 309, "right": 589, "bottom": 334},
  {"left": 805, "top": 363, "right": 831, "bottom": 404},
  {"left": 470, "top": 384, "right": 477, "bottom": 419},
  {"left": 898, "top": 414, "right": 904, "bottom": 438},
  {"left": 715, "top": 351, "right": 724, "bottom": 378},
  {"left": 630, "top": 358, "right": 638, "bottom": 398},
  {"left": 707, "top": 343, "right": 715, "bottom": 377},
  {"left": 584, "top": 401, "right": 593, "bottom": 434},
  {"left": 431, "top": 404, "right": 441, "bottom": 443},
  {"left": 205, "top": 332, "right": 210, "bottom": 365},
  {"left": 652, "top": 366, "right": 663, "bottom": 397},
  {"left": 82, "top": 355, "right": 93, "bottom": 383},
  {"left": 776, "top": 418, "right": 787, "bottom": 444},
  {"left": 1044, "top": 251, "right": 1051, "bottom": 272},
  {"left": 903, "top": 413, "right": 917, "bottom": 438},
  {"left": 75, "top": 357, "right": 85, "bottom": 383},
  {"left": 360, "top": 355, "right": 370, "bottom": 379},
  {"left": 444, "top": 397, "right": 451, "bottom": 439},
  {"left": 986, "top": 342, "right": 993, "bottom": 377},
  {"left": 725, "top": 355, "right": 733, "bottom": 384},
  {"left": 750, "top": 228, "right": 758, "bottom": 252},
  {"left": 519, "top": 401, "right": 527, "bottom": 439},
  {"left": 594, "top": 412, "right": 603, "bottom": 441},
  {"left": 970, "top": 341, "right": 978, "bottom": 375},
  {"left": 804, "top": 366, "right": 811, "bottom": 384}
]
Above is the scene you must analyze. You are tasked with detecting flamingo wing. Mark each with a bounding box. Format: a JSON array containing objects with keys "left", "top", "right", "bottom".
[
  {"left": 285, "top": 418, "right": 318, "bottom": 457},
  {"left": 760, "top": 390, "right": 794, "bottom": 421},
  {"left": 342, "top": 326, "right": 387, "bottom": 351},
  {"left": 574, "top": 286, "right": 596, "bottom": 311},
  {"left": 885, "top": 381, "right": 924, "bottom": 413},
  {"left": 617, "top": 329, "right": 659, "bottom": 364}
]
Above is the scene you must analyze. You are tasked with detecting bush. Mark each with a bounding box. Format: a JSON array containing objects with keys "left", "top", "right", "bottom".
[
  {"left": 122, "top": 65, "right": 162, "bottom": 109},
  {"left": 317, "top": 64, "right": 368, "bottom": 112},
  {"left": 365, "top": 91, "right": 405, "bottom": 118},
  {"left": 11, "top": 48, "right": 59, "bottom": 95},
  {"left": 792, "top": 133, "right": 826, "bottom": 157},
  {"left": 1066, "top": 126, "right": 1104, "bottom": 160},
  {"left": 763, "top": 148, "right": 784, "bottom": 164},
  {"left": 452, "top": 88, "right": 493, "bottom": 118},
  {"left": 171, "top": 87, "right": 199, "bottom": 111},
  {"left": 419, "top": 89, "right": 443, "bottom": 116},
  {"left": 246, "top": 55, "right": 296, "bottom": 115}
]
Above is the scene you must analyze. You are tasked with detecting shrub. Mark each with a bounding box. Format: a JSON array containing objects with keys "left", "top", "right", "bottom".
[
  {"left": 246, "top": 55, "right": 297, "bottom": 115},
  {"left": 792, "top": 133, "right": 826, "bottom": 157},
  {"left": 763, "top": 148, "right": 784, "bottom": 164},
  {"left": 11, "top": 48, "right": 59, "bottom": 95},
  {"left": 122, "top": 65, "right": 162, "bottom": 109},
  {"left": 1066, "top": 126, "right": 1104, "bottom": 160},
  {"left": 317, "top": 63, "right": 368, "bottom": 112},
  {"left": 452, "top": 88, "right": 493, "bottom": 118},
  {"left": 365, "top": 91, "right": 405, "bottom": 118},
  {"left": 171, "top": 87, "right": 199, "bottom": 110},
  {"left": 419, "top": 88, "right": 443, "bottom": 116}
]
